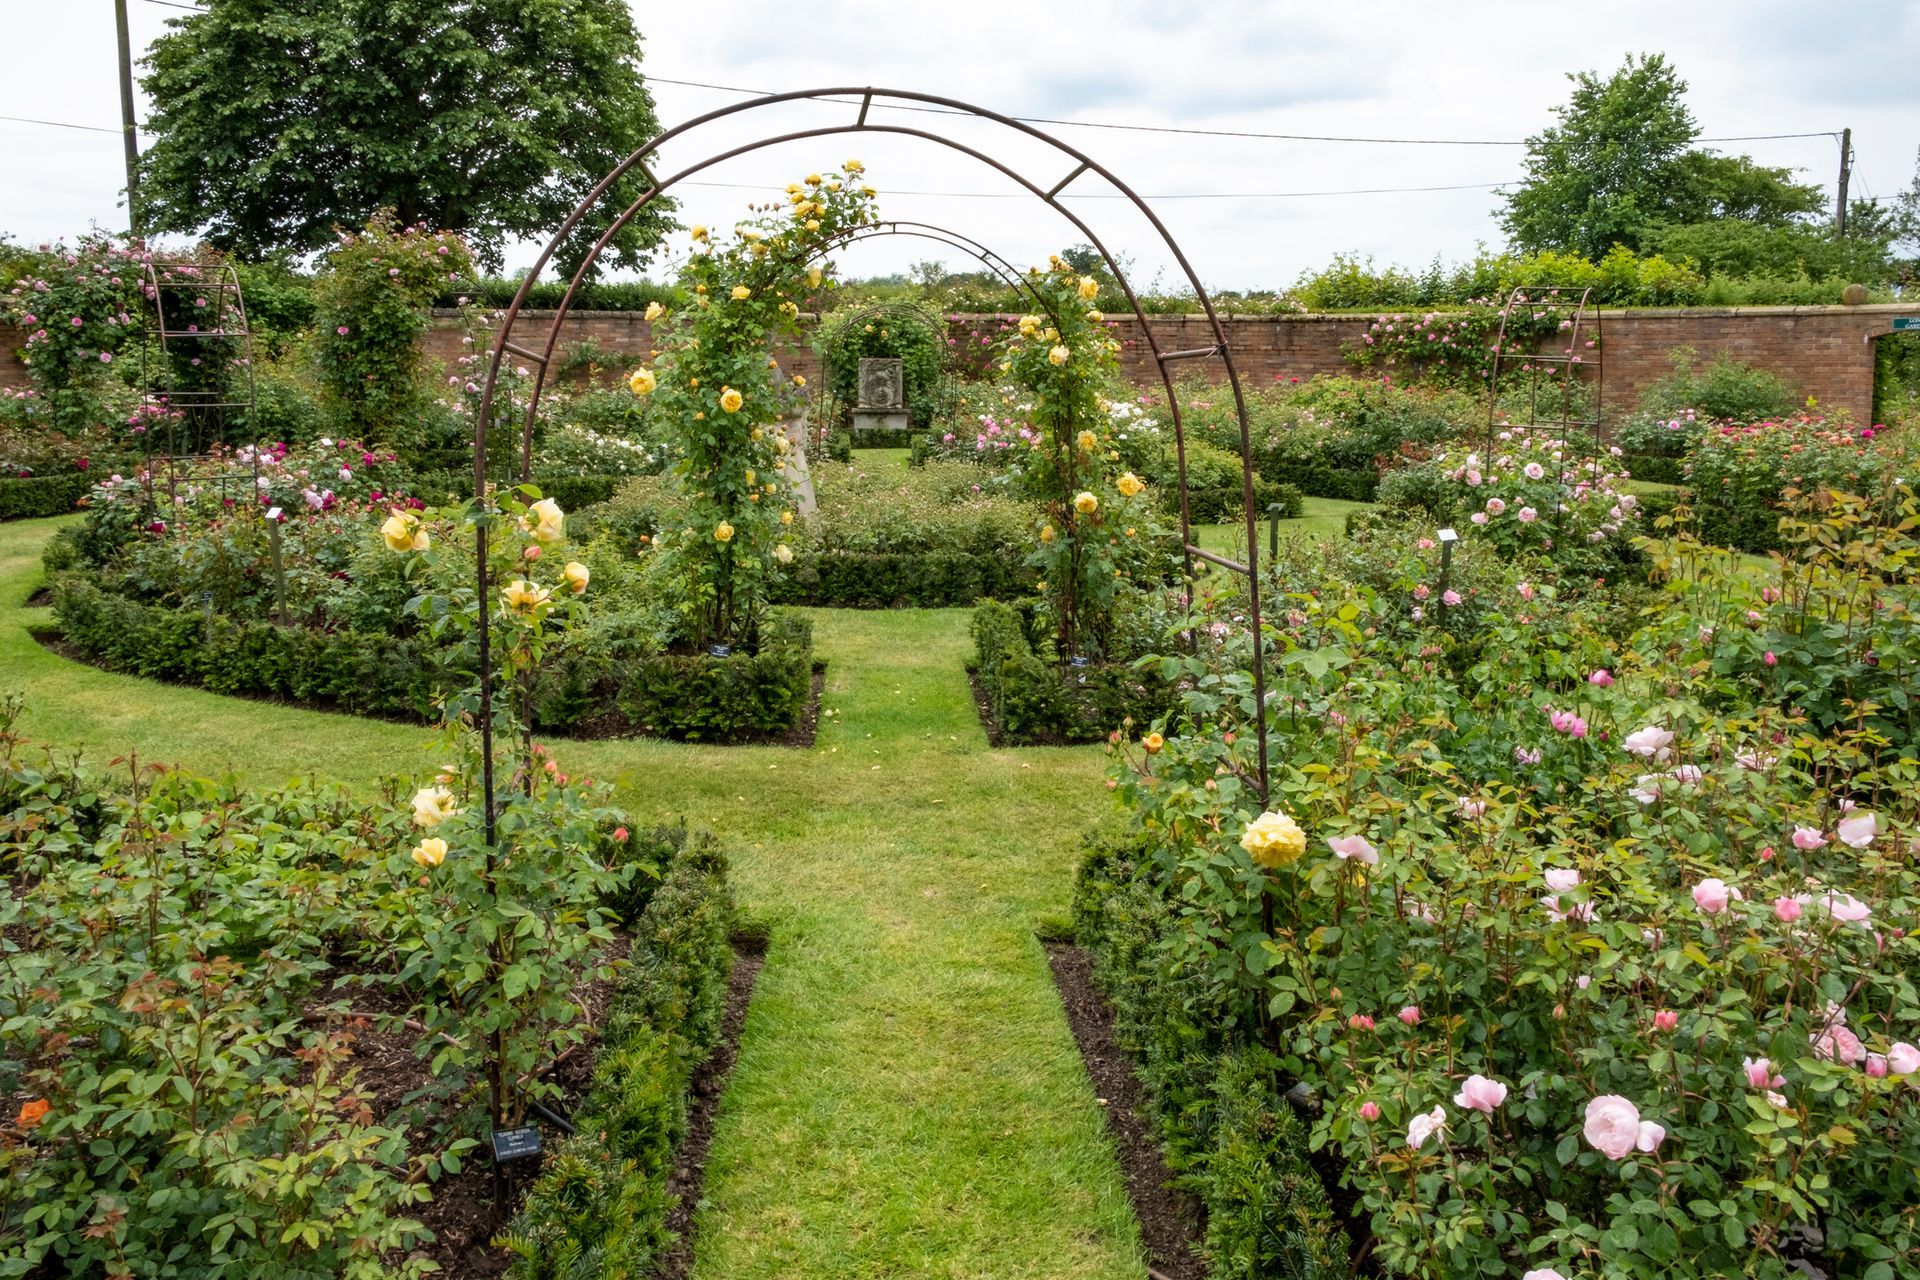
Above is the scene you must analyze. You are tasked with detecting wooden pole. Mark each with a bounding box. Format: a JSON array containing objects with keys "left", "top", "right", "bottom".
[
  {"left": 114, "top": 0, "right": 141, "bottom": 234},
  {"left": 1835, "top": 127, "right": 1852, "bottom": 239}
]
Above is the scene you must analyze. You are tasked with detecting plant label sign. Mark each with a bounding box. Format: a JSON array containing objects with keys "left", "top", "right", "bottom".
[
  {"left": 491, "top": 1126, "right": 542, "bottom": 1163},
  {"left": 1892, "top": 317, "right": 1920, "bottom": 331}
]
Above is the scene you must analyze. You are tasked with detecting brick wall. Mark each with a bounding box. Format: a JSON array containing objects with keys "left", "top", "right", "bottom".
[{"left": 4, "top": 304, "right": 1906, "bottom": 422}]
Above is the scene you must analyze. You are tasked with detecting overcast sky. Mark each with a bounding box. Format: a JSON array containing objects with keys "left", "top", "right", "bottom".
[{"left": 5, "top": 0, "right": 1916, "bottom": 292}]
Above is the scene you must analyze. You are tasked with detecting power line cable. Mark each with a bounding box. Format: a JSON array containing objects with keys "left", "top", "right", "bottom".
[
  {"left": 0, "top": 113, "right": 124, "bottom": 135},
  {"left": 678, "top": 178, "right": 1511, "bottom": 200},
  {"left": 646, "top": 74, "right": 1840, "bottom": 148}
]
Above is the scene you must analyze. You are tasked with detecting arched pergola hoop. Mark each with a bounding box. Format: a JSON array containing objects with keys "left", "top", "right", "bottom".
[
  {"left": 470, "top": 89, "right": 1272, "bottom": 851},
  {"left": 808, "top": 219, "right": 1043, "bottom": 307}
]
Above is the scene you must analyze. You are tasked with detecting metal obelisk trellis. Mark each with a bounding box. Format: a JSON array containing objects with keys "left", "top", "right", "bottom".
[
  {"left": 468, "top": 87, "right": 1277, "bottom": 850},
  {"left": 1485, "top": 285, "right": 1604, "bottom": 510}
]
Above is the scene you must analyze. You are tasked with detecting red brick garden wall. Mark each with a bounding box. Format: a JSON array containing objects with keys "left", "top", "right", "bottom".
[{"left": 4, "top": 305, "right": 1907, "bottom": 422}]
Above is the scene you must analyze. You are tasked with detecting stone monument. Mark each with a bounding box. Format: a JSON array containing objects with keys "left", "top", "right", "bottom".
[{"left": 851, "top": 356, "right": 908, "bottom": 433}]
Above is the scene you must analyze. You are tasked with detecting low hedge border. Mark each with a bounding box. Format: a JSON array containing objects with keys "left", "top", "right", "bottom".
[
  {"left": 770, "top": 550, "right": 1037, "bottom": 608},
  {"left": 1620, "top": 453, "right": 1686, "bottom": 486},
  {"left": 1160, "top": 480, "right": 1304, "bottom": 525},
  {"left": 1072, "top": 833, "right": 1353, "bottom": 1278},
  {"left": 969, "top": 599, "right": 1171, "bottom": 744},
  {"left": 847, "top": 426, "right": 921, "bottom": 450},
  {"left": 499, "top": 825, "right": 738, "bottom": 1277},
  {"left": 0, "top": 473, "right": 94, "bottom": 521},
  {"left": 48, "top": 576, "right": 816, "bottom": 743}
]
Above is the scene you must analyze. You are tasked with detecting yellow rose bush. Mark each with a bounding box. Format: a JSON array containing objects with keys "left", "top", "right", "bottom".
[{"left": 641, "top": 165, "right": 879, "bottom": 650}]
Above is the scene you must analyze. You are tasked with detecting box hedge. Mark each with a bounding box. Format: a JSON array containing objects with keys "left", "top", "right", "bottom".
[
  {"left": 969, "top": 599, "right": 1170, "bottom": 744},
  {"left": 0, "top": 472, "right": 94, "bottom": 521}
]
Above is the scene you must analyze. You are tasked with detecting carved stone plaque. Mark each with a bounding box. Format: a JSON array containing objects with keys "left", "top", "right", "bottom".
[{"left": 857, "top": 357, "right": 904, "bottom": 411}]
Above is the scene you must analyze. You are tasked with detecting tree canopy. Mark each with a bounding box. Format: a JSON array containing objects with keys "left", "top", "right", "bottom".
[
  {"left": 137, "top": 0, "right": 674, "bottom": 275},
  {"left": 1500, "top": 54, "right": 1829, "bottom": 262}
]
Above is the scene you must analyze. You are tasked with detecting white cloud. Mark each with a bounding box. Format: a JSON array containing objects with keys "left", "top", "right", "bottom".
[{"left": 3, "top": 0, "right": 1914, "bottom": 294}]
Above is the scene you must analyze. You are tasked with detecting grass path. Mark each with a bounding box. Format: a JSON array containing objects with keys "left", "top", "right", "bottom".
[{"left": 0, "top": 514, "right": 1148, "bottom": 1280}]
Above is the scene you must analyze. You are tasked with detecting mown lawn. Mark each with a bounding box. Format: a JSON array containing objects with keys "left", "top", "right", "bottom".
[{"left": 0, "top": 514, "right": 1149, "bottom": 1280}]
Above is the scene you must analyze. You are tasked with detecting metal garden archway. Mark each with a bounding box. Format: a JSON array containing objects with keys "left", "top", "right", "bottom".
[{"left": 471, "top": 88, "right": 1274, "bottom": 837}]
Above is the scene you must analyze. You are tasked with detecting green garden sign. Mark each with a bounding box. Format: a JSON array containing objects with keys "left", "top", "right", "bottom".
[{"left": 1892, "top": 317, "right": 1920, "bottom": 331}]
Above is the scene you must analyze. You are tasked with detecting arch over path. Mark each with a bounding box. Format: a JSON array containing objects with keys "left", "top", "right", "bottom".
[{"left": 474, "top": 87, "right": 1274, "bottom": 796}]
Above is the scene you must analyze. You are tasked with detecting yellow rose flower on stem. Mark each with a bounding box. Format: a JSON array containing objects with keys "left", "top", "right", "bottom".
[
  {"left": 380, "top": 510, "right": 429, "bottom": 553},
  {"left": 1049, "top": 345, "right": 1071, "bottom": 366},
  {"left": 1076, "top": 430, "right": 1097, "bottom": 451},
  {"left": 523, "top": 497, "right": 566, "bottom": 545},
  {"left": 1240, "top": 810, "right": 1308, "bottom": 869},
  {"left": 563, "top": 561, "right": 590, "bottom": 594},
  {"left": 1018, "top": 314, "right": 1041, "bottom": 337},
  {"left": 501, "top": 579, "right": 552, "bottom": 616},
  {"left": 845, "top": 158, "right": 864, "bottom": 173},
  {"left": 714, "top": 521, "right": 734, "bottom": 543},
  {"left": 1040, "top": 523, "right": 1057, "bottom": 544},
  {"left": 731, "top": 285, "right": 752, "bottom": 300},
  {"left": 690, "top": 225, "right": 708, "bottom": 241},
  {"left": 792, "top": 374, "right": 807, "bottom": 387},
  {"left": 719, "top": 387, "right": 744, "bottom": 413},
  {"left": 411, "top": 786, "right": 459, "bottom": 828},
  {"left": 1116, "top": 471, "right": 1145, "bottom": 498},
  {"left": 1078, "top": 275, "right": 1100, "bottom": 301},
  {"left": 805, "top": 219, "right": 821, "bottom": 232},
  {"left": 780, "top": 510, "right": 794, "bottom": 525},
  {"left": 805, "top": 172, "right": 822, "bottom": 185},
  {"left": 744, "top": 469, "right": 756, "bottom": 485},
  {"left": 1142, "top": 732, "right": 1164, "bottom": 753},
  {"left": 412, "top": 837, "right": 448, "bottom": 869},
  {"left": 1073, "top": 491, "right": 1099, "bottom": 514},
  {"left": 628, "top": 367, "right": 657, "bottom": 395},
  {"left": 644, "top": 301, "right": 665, "bottom": 322},
  {"left": 807, "top": 266, "right": 824, "bottom": 288}
]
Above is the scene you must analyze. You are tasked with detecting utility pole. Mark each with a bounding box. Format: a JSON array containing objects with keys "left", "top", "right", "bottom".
[
  {"left": 1835, "top": 126, "right": 1852, "bottom": 239},
  {"left": 115, "top": 0, "right": 141, "bottom": 235}
]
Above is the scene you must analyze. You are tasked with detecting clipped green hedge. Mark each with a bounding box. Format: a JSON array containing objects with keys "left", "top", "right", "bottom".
[
  {"left": 1072, "top": 833, "right": 1352, "bottom": 1279},
  {"left": 969, "top": 599, "right": 1169, "bottom": 744},
  {"left": 770, "top": 550, "right": 1035, "bottom": 608},
  {"left": 50, "top": 576, "right": 813, "bottom": 743},
  {"left": 501, "top": 825, "right": 737, "bottom": 1277},
  {"left": 1620, "top": 454, "right": 1686, "bottom": 486},
  {"left": 0, "top": 472, "right": 93, "bottom": 521},
  {"left": 847, "top": 427, "right": 920, "bottom": 450},
  {"left": 1164, "top": 480, "right": 1303, "bottom": 524}
]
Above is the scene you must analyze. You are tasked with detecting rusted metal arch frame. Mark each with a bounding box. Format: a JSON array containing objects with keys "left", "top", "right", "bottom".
[
  {"left": 136, "top": 258, "right": 259, "bottom": 497},
  {"left": 1485, "top": 286, "right": 1604, "bottom": 516},
  {"left": 473, "top": 89, "right": 1271, "bottom": 845}
]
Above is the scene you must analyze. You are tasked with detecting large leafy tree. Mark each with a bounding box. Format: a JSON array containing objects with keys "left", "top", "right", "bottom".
[
  {"left": 1502, "top": 54, "right": 1826, "bottom": 260},
  {"left": 138, "top": 0, "right": 674, "bottom": 275}
]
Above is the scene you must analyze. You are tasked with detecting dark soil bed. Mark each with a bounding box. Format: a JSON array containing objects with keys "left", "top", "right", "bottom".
[
  {"left": 23, "top": 586, "right": 51, "bottom": 609},
  {"left": 1044, "top": 942, "right": 1205, "bottom": 1280}
]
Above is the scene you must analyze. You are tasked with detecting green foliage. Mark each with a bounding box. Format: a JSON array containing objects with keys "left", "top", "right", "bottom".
[
  {"left": 0, "top": 471, "right": 92, "bottom": 521},
  {"left": 439, "top": 276, "right": 681, "bottom": 312},
  {"left": 968, "top": 599, "right": 1168, "bottom": 743},
  {"left": 1682, "top": 415, "right": 1894, "bottom": 552},
  {"left": 1651, "top": 219, "right": 1894, "bottom": 284},
  {"left": 0, "top": 234, "right": 143, "bottom": 434},
  {"left": 817, "top": 302, "right": 949, "bottom": 429},
  {"left": 311, "top": 216, "right": 473, "bottom": 439},
  {"left": 1642, "top": 347, "right": 1798, "bottom": 422},
  {"left": 609, "top": 613, "right": 814, "bottom": 741},
  {"left": 138, "top": 0, "right": 675, "bottom": 275},
  {"left": 500, "top": 827, "right": 735, "bottom": 1278}
]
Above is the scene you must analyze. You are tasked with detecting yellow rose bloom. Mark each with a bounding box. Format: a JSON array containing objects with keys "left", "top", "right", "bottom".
[
  {"left": 845, "top": 158, "right": 864, "bottom": 172},
  {"left": 719, "top": 387, "right": 744, "bottom": 413},
  {"left": 1049, "top": 345, "right": 1070, "bottom": 366},
  {"left": 1040, "top": 524, "right": 1056, "bottom": 543},
  {"left": 644, "top": 301, "right": 665, "bottom": 322},
  {"left": 807, "top": 266, "right": 823, "bottom": 288},
  {"left": 744, "top": 469, "right": 756, "bottom": 485},
  {"left": 1076, "top": 430, "right": 1097, "bottom": 451},
  {"left": 1018, "top": 314, "right": 1041, "bottom": 337},
  {"left": 731, "top": 285, "right": 752, "bottom": 301},
  {"left": 774, "top": 543, "right": 794, "bottom": 564},
  {"left": 806, "top": 172, "right": 822, "bottom": 185},
  {"left": 714, "top": 521, "right": 734, "bottom": 543},
  {"left": 1088, "top": 309, "right": 1104, "bottom": 322},
  {"left": 501, "top": 578, "right": 551, "bottom": 616},
  {"left": 860, "top": 184, "right": 876, "bottom": 197},
  {"left": 690, "top": 225, "right": 708, "bottom": 241},
  {"left": 781, "top": 510, "right": 794, "bottom": 525},
  {"left": 563, "top": 561, "right": 590, "bottom": 594},
  {"left": 411, "top": 786, "right": 459, "bottom": 828},
  {"left": 628, "top": 367, "right": 657, "bottom": 395},
  {"left": 380, "top": 510, "right": 429, "bottom": 553},
  {"left": 1142, "top": 732, "right": 1164, "bottom": 754},
  {"left": 1073, "top": 491, "right": 1099, "bottom": 514},
  {"left": 412, "top": 837, "right": 448, "bottom": 869},
  {"left": 792, "top": 373, "right": 807, "bottom": 387},
  {"left": 805, "top": 219, "right": 821, "bottom": 232},
  {"left": 1077, "top": 275, "right": 1099, "bottom": 301},
  {"left": 523, "top": 497, "right": 566, "bottom": 545},
  {"left": 1240, "top": 810, "right": 1308, "bottom": 869},
  {"left": 1116, "top": 471, "right": 1145, "bottom": 498}
]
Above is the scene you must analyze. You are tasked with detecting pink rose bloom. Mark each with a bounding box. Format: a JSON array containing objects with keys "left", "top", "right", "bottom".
[
  {"left": 1442, "top": 589, "right": 1463, "bottom": 607},
  {"left": 1485, "top": 497, "right": 1507, "bottom": 516},
  {"left": 1744, "top": 1057, "right": 1785, "bottom": 1089},
  {"left": 1622, "top": 726, "right": 1674, "bottom": 760},
  {"left": 1456, "top": 796, "right": 1486, "bottom": 819},
  {"left": 1454, "top": 1074, "right": 1507, "bottom": 1114},
  {"left": 1635, "top": 1120, "right": 1666, "bottom": 1154},
  {"left": 1348, "top": 1014, "right": 1375, "bottom": 1032},
  {"left": 1691, "top": 878, "right": 1734, "bottom": 914},
  {"left": 1653, "top": 1010, "right": 1679, "bottom": 1033},
  {"left": 1835, "top": 812, "right": 1878, "bottom": 848},
  {"left": 1763, "top": 651, "right": 1778, "bottom": 667},
  {"left": 1471, "top": 512, "right": 1489, "bottom": 525},
  {"left": 1524, "top": 461, "right": 1546, "bottom": 480},
  {"left": 1518, "top": 506, "right": 1538, "bottom": 523},
  {"left": 1540, "top": 894, "right": 1595, "bottom": 924},
  {"left": 1822, "top": 892, "right": 1871, "bottom": 923},
  {"left": 1413, "top": 583, "right": 1430, "bottom": 600},
  {"left": 1328, "top": 834, "right": 1379, "bottom": 865},
  {"left": 1517, "top": 581, "right": 1535, "bottom": 600},
  {"left": 1398, "top": 1005, "right": 1421, "bottom": 1025},
  {"left": 1543, "top": 867, "right": 1580, "bottom": 893},
  {"left": 1813, "top": 1023, "right": 1866, "bottom": 1065},
  {"left": 1406, "top": 1105, "right": 1447, "bottom": 1149},
  {"left": 1588, "top": 669, "right": 1613, "bottom": 687},
  {"left": 1523, "top": 1270, "right": 1569, "bottom": 1280},
  {"left": 1791, "top": 826, "right": 1826, "bottom": 850},
  {"left": 1773, "top": 896, "right": 1803, "bottom": 922},
  {"left": 1866, "top": 1054, "right": 1890, "bottom": 1078},
  {"left": 1582, "top": 1095, "right": 1643, "bottom": 1159},
  {"left": 1358, "top": 1100, "right": 1381, "bottom": 1121},
  {"left": 1887, "top": 1043, "right": 1920, "bottom": 1075}
]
